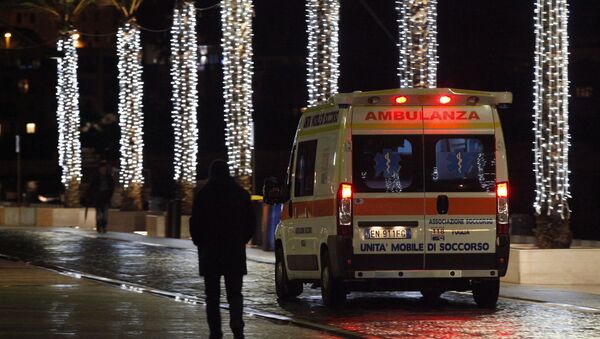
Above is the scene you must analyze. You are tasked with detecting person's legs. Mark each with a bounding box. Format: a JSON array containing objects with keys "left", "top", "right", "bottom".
[
  {"left": 224, "top": 273, "right": 244, "bottom": 338},
  {"left": 204, "top": 274, "right": 223, "bottom": 338},
  {"left": 99, "top": 206, "right": 108, "bottom": 233},
  {"left": 95, "top": 207, "right": 103, "bottom": 233}
]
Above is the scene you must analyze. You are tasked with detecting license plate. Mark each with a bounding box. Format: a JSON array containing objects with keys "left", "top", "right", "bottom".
[{"left": 364, "top": 227, "right": 411, "bottom": 240}]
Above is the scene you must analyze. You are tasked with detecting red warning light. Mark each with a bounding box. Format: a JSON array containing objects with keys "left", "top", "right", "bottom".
[
  {"left": 439, "top": 96, "right": 452, "bottom": 104},
  {"left": 394, "top": 96, "right": 408, "bottom": 104}
]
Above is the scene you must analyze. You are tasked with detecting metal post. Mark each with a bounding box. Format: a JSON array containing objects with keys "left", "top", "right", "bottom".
[{"left": 16, "top": 134, "right": 21, "bottom": 204}]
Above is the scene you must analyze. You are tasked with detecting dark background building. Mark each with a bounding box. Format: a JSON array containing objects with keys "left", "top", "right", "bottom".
[{"left": 0, "top": 0, "right": 598, "bottom": 238}]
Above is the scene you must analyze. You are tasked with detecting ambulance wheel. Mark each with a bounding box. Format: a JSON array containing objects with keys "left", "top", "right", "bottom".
[
  {"left": 321, "top": 251, "right": 346, "bottom": 308},
  {"left": 275, "top": 247, "right": 303, "bottom": 300},
  {"left": 472, "top": 278, "right": 499, "bottom": 309},
  {"left": 420, "top": 289, "right": 443, "bottom": 303}
]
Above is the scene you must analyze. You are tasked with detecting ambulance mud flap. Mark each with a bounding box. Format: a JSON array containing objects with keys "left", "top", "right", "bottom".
[
  {"left": 496, "top": 234, "right": 510, "bottom": 276},
  {"left": 327, "top": 235, "right": 352, "bottom": 279}
]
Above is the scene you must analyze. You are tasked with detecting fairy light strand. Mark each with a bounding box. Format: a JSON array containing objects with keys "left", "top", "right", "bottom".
[
  {"left": 117, "top": 22, "right": 144, "bottom": 188},
  {"left": 396, "top": 0, "right": 438, "bottom": 88},
  {"left": 221, "top": 0, "right": 254, "bottom": 180},
  {"left": 533, "top": 0, "right": 571, "bottom": 218},
  {"left": 306, "top": 0, "right": 340, "bottom": 106},
  {"left": 56, "top": 31, "right": 82, "bottom": 186},
  {"left": 171, "top": 1, "right": 199, "bottom": 185}
]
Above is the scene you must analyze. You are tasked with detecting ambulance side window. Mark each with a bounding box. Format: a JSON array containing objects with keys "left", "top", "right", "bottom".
[{"left": 294, "top": 140, "right": 318, "bottom": 197}]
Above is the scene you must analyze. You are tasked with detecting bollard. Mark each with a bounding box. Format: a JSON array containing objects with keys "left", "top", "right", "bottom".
[{"left": 166, "top": 199, "right": 181, "bottom": 238}]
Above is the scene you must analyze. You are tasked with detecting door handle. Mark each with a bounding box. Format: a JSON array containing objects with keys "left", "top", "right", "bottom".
[{"left": 437, "top": 195, "right": 449, "bottom": 214}]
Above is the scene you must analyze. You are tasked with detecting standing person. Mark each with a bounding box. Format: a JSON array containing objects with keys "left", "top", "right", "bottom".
[
  {"left": 189, "top": 160, "right": 255, "bottom": 339},
  {"left": 88, "top": 161, "right": 115, "bottom": 233}
]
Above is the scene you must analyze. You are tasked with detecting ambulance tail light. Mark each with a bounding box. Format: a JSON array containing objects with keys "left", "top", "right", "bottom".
[
  {"left": 496, "top": 182, "right": 509, "bottom": 235},
  {"left": 337, "top": 183, "right": 353, "bottom": 237}
]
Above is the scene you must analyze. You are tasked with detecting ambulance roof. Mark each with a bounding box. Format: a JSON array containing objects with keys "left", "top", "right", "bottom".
[{"left": 326, "top": 88, "right": 512, "bottom": 106}]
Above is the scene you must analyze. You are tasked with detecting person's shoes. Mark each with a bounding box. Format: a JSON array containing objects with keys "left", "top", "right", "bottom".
[{"left": 208, "top": 333, "right": 223, "bottom": 339}]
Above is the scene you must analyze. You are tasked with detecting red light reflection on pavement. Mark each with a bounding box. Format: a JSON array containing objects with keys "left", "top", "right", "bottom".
[{"left": 328, "top": 313, "right": 515, "bottom": 338}]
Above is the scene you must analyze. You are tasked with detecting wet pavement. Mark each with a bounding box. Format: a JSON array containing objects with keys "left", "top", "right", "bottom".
[
  {"left": 0, "top": 259, "right": 339, "bottom": 338},
  {"left": 1, "top": 227, "right": 600, "bottom": 338}
]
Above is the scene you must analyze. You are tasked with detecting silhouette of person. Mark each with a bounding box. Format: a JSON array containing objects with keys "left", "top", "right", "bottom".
[
  {"left": 190, "top": 160, "right": 255, "bottom": 339},
  {"left": 87, "top": 161, "right": 115, "bottom": 233}
]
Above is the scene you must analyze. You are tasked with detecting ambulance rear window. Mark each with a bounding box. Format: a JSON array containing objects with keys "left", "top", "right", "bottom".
[
  {"left": 425, "top": 135, "right": 496, "bottom": 192},
  {"left": 352, "top": 135, "right": 423, "bottom": 193}
]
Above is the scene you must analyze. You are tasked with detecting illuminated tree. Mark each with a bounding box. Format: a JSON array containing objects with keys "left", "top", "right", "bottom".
[
  {"left": 221, "top": 0, "right": 254, "bottom": 191},
  {"left": 396, "top": 0, "right": 438, "bottom": 88},
  {"left": 532, "top": 0, "right": 571, "bottom": 248},
  {"left": 171, "top": 0, "right": 198, "bottom": 214},
  {"left": 111, "top": 0, "right": 144, "bottom": 210},
  {"left": 306, "top": 0, "right": 340, "bottom": 106},
  {"left": 6, "top": 0, "right": 95, "bottom": 207}
]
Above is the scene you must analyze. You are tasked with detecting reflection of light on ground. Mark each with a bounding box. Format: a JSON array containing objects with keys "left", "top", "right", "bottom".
[{"left": 330, "top": 313, "right": 516, "bottom": 338}]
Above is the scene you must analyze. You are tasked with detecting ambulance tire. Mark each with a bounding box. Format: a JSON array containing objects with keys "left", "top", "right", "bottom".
[
  {"left": 472, "top": 278, "right": 500, "bottom": 309},
  {"left": 321, "top": 251, "right": 346, "bottom": 308},
  {"left": 275, "top": 247, "right": 303, "bottom": 300}
]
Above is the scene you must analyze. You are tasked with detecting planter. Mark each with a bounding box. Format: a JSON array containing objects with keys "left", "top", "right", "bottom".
[
  {"left": 0, "top": 207, "right": 36, "bottom": 226},
  {"left": 146, "top": 214, "right": 166, "bottom": 237},
  {"left": 36, "top": 207, "right": 96, "bottom": 229},
  {"left": 107, "top": 210, "right": 147, "bottom": 233},
  {"left": 502, "top": 244, "right": 600, "bottom": 285}
]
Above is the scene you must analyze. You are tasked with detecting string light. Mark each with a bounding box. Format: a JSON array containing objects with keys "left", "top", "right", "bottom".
[
  {"left": 533, "top": 0, "right": 571, "bottom": 219},
  {"left": 171, "top": 1, "right": 199, "bottom": 186},
  {"left": 396, "top": 0, "right": 438, "bottom": 88},
  {"left": 306, "top": 0, "right": 340, "bottom": 106},
  {"left": 117, "top": 22, "right": 144, "bottom": 189},
  {"left": 56, "top": 31, "right": 82, "bottom": 188},
  {"left": 221, "top": 0, "right": 254, "bottom": 189}
]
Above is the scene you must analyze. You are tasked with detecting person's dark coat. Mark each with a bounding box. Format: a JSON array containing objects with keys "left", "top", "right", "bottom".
[
  {"left": 189, "top": 161, "right": 256, "bottom": 276},
  {"left": 87, "top": 167, "right": 115, "bottom": 208}
]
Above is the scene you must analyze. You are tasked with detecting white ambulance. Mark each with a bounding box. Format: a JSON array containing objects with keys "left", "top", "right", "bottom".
[{"left": 263, "top": 88, "right": 511, "bottom": 308}]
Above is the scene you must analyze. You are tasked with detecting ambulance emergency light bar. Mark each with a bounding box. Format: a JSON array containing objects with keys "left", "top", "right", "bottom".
[{"left": 328, "top": 88, "right": 513, "bottom": 107}]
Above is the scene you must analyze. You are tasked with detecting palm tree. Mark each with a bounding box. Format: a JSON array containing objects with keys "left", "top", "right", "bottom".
[
  {"left": 4, "top": 0, "right": 95, "bottom": 207},
  {"left": 110, "top": 0, "right": 144, "bottom": 211},
  {"left": 221, "top": 0, "right": 255, "bottom": 192},
  {"left": 170, "top": 0, "right": 198, "bottom": 214},
  {"left": 532, "top": 0, "right": 571, "bottom": 248}
]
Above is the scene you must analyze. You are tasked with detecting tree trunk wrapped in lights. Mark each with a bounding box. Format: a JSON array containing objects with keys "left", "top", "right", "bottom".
[
  {"left": 117, "top": 21, "right": 144, "bottom": 211},
  {"left": 532, "top": 0, "right": 571, "bottom": 248},
  {"left": 171, "top": 0, "right": 199, "bottom": 214},
  {"left": 306, "top": 0, "right": 340, "bottom": 106},
  {"left": 221, "top": 0, "right": 254, "bottom": 192},
  {"left": 396, "top": 0, "right": 438, "bottom": 88},
  {"left": 56, "top": 30, "right": 82, "bottom": 207}
]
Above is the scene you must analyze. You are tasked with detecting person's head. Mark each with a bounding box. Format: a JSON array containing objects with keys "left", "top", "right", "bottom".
[{"left": 209, "top": 159, "right": 230, "bottom": 181}]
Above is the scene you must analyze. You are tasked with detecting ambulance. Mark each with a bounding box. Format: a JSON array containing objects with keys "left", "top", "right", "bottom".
[{"left": 263, "top": 88, "right": 511, "bottom": 308}]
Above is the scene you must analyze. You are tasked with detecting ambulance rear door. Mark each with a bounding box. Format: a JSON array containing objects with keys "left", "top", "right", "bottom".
[
  {"left": 421, "top": 105, "right": 498, "bottom": 274},
  {"left": 351, "top": 106, "right": 426, "bottom": 276}
]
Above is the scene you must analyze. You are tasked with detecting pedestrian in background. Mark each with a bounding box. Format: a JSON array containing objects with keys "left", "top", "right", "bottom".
[
  {"left": 87, "top": 161, "right": 115, "bottom": 233},
  {"left": 189, "top": 160, "right": 255, "bottom": 339}
]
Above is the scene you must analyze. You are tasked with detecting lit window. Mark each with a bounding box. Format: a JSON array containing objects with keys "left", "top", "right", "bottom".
[{"left": 26, "top": 123, "right": 36, "bottom": 134}]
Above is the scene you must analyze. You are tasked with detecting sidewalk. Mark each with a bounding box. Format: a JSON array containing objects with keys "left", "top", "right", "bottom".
[{"left": 0, "top": 259, "right": 338, "bottom": 338}]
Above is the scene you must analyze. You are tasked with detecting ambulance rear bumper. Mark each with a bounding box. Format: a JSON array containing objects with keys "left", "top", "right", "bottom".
[{"left": 353, "top": 269, "right": 498, "bottom": 279}]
